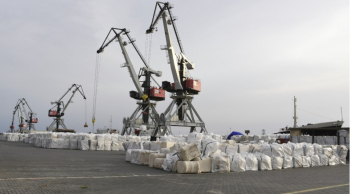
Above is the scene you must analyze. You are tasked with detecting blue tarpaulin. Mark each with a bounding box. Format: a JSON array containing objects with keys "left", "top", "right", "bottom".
[{"left": 227, "top": 131, "right": 244, "bottom": 140}]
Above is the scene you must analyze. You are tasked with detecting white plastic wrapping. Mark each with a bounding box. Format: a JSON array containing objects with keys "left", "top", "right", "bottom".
[
  {"left": 97, "top": 139, "right": 105, "bottom": 151},
  {"left": 211, "top": 154, "right": 230, "bottom": 173},
  {"left": 219, "top": 144, "right": 238, "bottom": 155},
  {"left": 201, "top": 140, "right": 220, "bottom": 159},
  {"left": 111, "top": 141, "right": 121, "bottom": 151},
  {"left": 303, "top": 144, "right": 314, "bottom": 156},
  {"left": 322, "top": 148, "right": 333, "bottom": 157},
  {"left": 293, "top": 155, "right": 303, "bottom": 168},
  {"left": 260, "top": 144, "right": 272, "bottom": 157},
  {"left": 230, "top": 154, "right": 246, "bottom": 172},
  {"left": 302, "top": 156, "right": 311, "bottom": 168},
  {"left": 310, "top": 155, "right": 320, "bottom": 167},
  {"left": 80, "top": 140, "right": 89, "bottom": 150},
  {"left": 313, "top": 144, "right": 323, "bottom": 155},
  {"left": 328, "top": 155, "right": 339, "bottom": 166},
  {"left": 245, "top": 154, "right": 258, "bottom": 171},
  {"left": 316, "top": 136, "right": 325, "bottom": 145},
  {"left": 238, "top": 144, "right": 249, "bottom": 153},
  {"left": 249, "top": 144, "right": 260, "bottom": 153},
  {"left": 293, "top": 143, "right": 304, "bottom": 156},
  {"left": 162, "top": 152, "right": 180, "bottom": 172},
  {"left": 283, "top": 156, "right": 293, "bottom": 169},
  {"left": 318, "top": 154, "right": 328, "bottom": 166},
  {"left": 272, "top": 157, "right": 283, "bottom": 170},
  {"left": 90, "top": 140, "right": 97, "bottom": 151},
  {"left": 258, "top": 155, "right": 272, "bottom": 171},
  {"left": 272, "top": 145, "right": 284, "bottom": 158},
  {"left": 130, "top": 150, "right": 143, "bottom": 164}
]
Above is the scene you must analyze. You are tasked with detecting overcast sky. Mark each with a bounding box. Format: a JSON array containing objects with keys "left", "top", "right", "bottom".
[{"left": 0, "top": 0, "right": 348, "bottom": 135}]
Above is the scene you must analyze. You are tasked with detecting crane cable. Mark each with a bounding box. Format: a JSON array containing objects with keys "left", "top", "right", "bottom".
[{"left": 92, "top": 54, "right": 101, "bottom": 133}]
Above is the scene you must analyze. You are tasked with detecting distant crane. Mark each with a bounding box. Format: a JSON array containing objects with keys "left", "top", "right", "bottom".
[
  {"left": 47, "top": 84, "right": 87, "bottom": 132},
  {"left": 10, "top": 98, "right": 38, "bottom": 133},
  {"left": 146, "top": 2, "right": 207, "bottom": 139}
]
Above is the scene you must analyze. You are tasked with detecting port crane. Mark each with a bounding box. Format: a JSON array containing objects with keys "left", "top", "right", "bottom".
[
  {"left": 47, "top": 84, "right": 87, "bottom": 132},
  {"left": 9, "top": 98, "right": 38, "bottom": 133},
  {"left": 96, "top": 28, "right": 165, "bottom": 136},
  {"left": 146, "top": 2, "right": 207, "bottom": 138}
]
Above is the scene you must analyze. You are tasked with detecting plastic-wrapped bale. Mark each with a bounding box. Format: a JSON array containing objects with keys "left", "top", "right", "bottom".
[
  {"left": 310, "top": 155, "right": 320, "bottom": 167},
  {"left": 291, "top": 136, "right": 299, "bottom": 143},
  {"left": 260, "top": 144, "right": 272, "bottom": 157},
  {"left": 282, "top": 144, "right": 293, "bottom": 157},
  {"left": 90, "top": 140, "right": 97, "bottom": 151},
  {"left": 303, "top": 144, "right": 314, "bottom": 156},
  {"left": 302, "top": 156, "right": 311, "bottom": 168},
  {"left": 160, "top": 148, "right": 171, "bottom": 154},
  {"left": 249, "top": 144, "right": 260, "bottom": 153},
  {"left": 230, "top": 154, "right": 246, "bottom": 172},
  {"left": 272, "top": 157, "right": 283, "bottom": 170},
  {"left": 140, "top": 150, "right": 158, "bottom": 165},
  {"left": 111, "top": 142, "right": 121, "bottom": 151},
  {"left": 69, "top": 139, "right": 78, "bottom": 150},
  {"left": 319, "top": 154, "right": 328, "bottom": 166},
  {"left": 230, "top": 135, "right": 241, "bottom": 143},
  {"left": 142, "top": 141, "right": 151, "bottom": 150},
  {"left": 160, "top": 142, "right": 175, "bottom": 149},
  {"left": 130, "top": 150, "right": 143, "bottom": 164},
  {"left": 149, "top": 142, "right": 161, "bottom": 152},
  {"left": 245, "top": 154, "right": 258, "bottom": 171},
  {"left": 238, "top": 144, "right": 249, "bottom": 153},
  {"left": 293, "top": 155, "right": 303, "bottom": 168},
  {"left": 56, "top": 139, "right": 65, "bottom": 149},
  {"left": 325, "top": 136, "right": 335, "bottom": 145},
  {"left": 293, "top": 143, "right": 304, "bottom": 156},
  {"left": 159, "top": 135, "right": 174, "bottom": 142},
  {"left": 169, "top": 142, "right": 188, "bottom": 153},
  {"left": 300, "top": 136, "right": 312, "bottom": 143},
  {"left": 176, "top": 161, "right": 200, "bottom": 174},
  {"left": 313, "top": 144, "right": 323, "bottom": 155},
  {"left": 198, "top": 158, "right": 212, "bottom": 173},
  {"left": 211, "top": 154, "right": 230, "bottom": 173},
  {"left": 337, "top": 145, "right": 348, "bottom": 165},
  {"left": 50, "top": 138, "right": 59, "bottom": 149},
  {"left": 126, "top": 149, "right": 138, "bottom": 162},
  {"left": 219, "top": 144, "right": 238, "bottom": 155},
  {"left": 328, "top": 155, "right": 339, "bottom": 166},
  {"left": 179, "top": 143, "right": 201, "bottom": 161},
  {"left": 97, "top": 139, "right": 105, "bottom": 151},
  {"left": 316, "top": 136, "right": 325, "bottom": 145},
  {"left": 322, "top": 148, "right": 333, "bottom": 157},
  {"left": 104, "top": 140, "right": 111, "bottom": 151},
  {"left": 258, "top": 155, "right": 272, "bottom": 171},
  {"left": 201, "top": 140, "right": 220, "bottom": 159},
  {"left": 283, "top": 156, "right": 293, "bottom": 169},
  {"left": 271, "top": 144, "right": 284, "bottom": 158},
  {"left": 154, "top": 158, "right": 166, "bottom": 169},
  {"left": 149, "top": 153, "right": 166, "bottom": 168},
  {"left": 162, "top": 152, "right": 180, "bottom": 172},
  {"left": 80, "top": 140, "right": 89, "bottom": 150},
  {"left": 63, "top": 139, "right": 70, "bottom": 149},
  {"left": 212, "top": 134, "right": 222, "bottom": 142}
]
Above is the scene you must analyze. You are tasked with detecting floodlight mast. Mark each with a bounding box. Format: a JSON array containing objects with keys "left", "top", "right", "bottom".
[{"left": 96, "top": 28, "right": 165, "bottom": 136}]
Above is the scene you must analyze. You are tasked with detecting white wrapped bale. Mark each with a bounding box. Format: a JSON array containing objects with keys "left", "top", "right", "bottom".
[
  {"left": 293, "top": 143, "right": 304, "bottom": 156},
  {"left": 300, "top": 136, "right": 312, "bottom": 143},
  {"left": 63, "top": 139, "right": 70, "bottom": 149},
  {"left": 162, "top": 152, "right": 180, "bottom": 172},
  {"left": 272, "top": 144, "right": 284, "bottom": 158},
  {"left": 328, "top": 155, "right": 339, "bottom": 166},
  {"left": 201, "top": 140, "right": 220, "bottom": 159},
  {"left": 325, "top": 136, "right": 335, "bottom": 145},
  {"left": 104, "top": 140, "right": 111, "bottom": 151},
  {"left": 169, "top": 142, "right": 188, "bottom": 153},
  {"left": 219, "top": 144, "right": 238, "bottom": 155},
  {"left": 154, "top": 158, "right": 166, "bottom": 169},
  {"left": 293, "top": 155, "right": 303, "bottom": 168},
  {"left": 283, "top": 156, "right": 293, "bottom": 169},
  {"left": 111, "top": 141, "right": 121, "bottom": 151},
  {"left": 337, "top": 145, "right": 348, "bottom": 165},
  {"left": 303, "top": 144, "right": 314, "bottom": 156},
  {"left": 160, "top": 148, "right": 171, "bottom": 154},
  {"left": 231, "top": 154, "right": 246, "bottom": 172},
  {"left": 260, "top": 144, "right": 272, "bottom": 157},
  {"left": 140, "top": 150, "right": 158, "bottom": 165},
  {"left": 130, "top": 150, "right": 143, "bottom": 164},
  {"left": 245, "top": 154, "right": 258, "bottom": 171},
  {"left": 149, "top": 142, "right": 161, "bottom": 152},
  {"left": 50, "top": 138, "right": 59, "bottom": 149},
  {"left": 316, "top": 136, "right": 325, "bottom": 145},
  {"left": 90, "top": 140, "right": 97, "bottom": 151},
  {"left": 97, "top": 139, "right": 105, "bottom": 151},
  {"left": 198, "top": 158, "right": 212, "bottom": 173},
  {"left": 313, "top": 144, "right": 323, "bottom": 155},
  {"left": 238, "top": 144, "right": 249, "bottom": 153},
  {"left": 282, "top": 144, "right": 293, "bottom": 157},
  {"left": 69, "top": 139, "right": 78, "bottom": 150},
  {"left": 272, "top": 157, "right": 283, "bottom": 170},
  {"left": 258, "top": 155, "right": 272, "bottom": 171},
  {"left": 126, "top": 149, "right": 137, "bottom": 162},
  {"left": 179, "top": 143, "right": 201, "bottom": 161},
  {"left": 149, "top": 153, "right": 166, "bottom": 168},
  {"left": 311, "top": 155, "right": 320, "bottom": 167},
  {"left": 80, "top": 140, "right": 89, "bottom": 150},
  {"left": 249, "top": 144, "right": 260, "bottom": 153},
  {"left": 211, "top": 154, "right": 230, "bottom": 173},
  {"left": 302, "top": 156, "right": 311, "bottom": 168},
  {"left": 177, "top": 161, "right": 200, "bottom": 174},
  {"left": 319, "top": 154, "right": 328, "bottom": 166},
  {"left": 323, "top": 148, "right": 333, "bottom": 157}
]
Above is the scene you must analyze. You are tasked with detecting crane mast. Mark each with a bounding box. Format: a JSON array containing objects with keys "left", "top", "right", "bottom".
[
  {"left": 146, "top": 2, "right": 207, "bottom": 137},
  {"left": 97, "top": 28, "right": 165, "bottom": 136},
  {"left": 47, "top": 84, "right": 86, "bottom": 132},
  {"left": 10, "top": 98, "right": 38, "bottom": 133}
]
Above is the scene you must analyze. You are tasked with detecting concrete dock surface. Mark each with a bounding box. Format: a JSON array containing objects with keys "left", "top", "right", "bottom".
[{"left": 0, "top": 141, "right": 349, "bottom": 194}]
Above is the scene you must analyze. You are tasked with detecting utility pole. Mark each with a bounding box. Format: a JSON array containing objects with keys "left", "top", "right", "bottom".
[{"left": 293, "top": 96, "right": 297, "bottom": 128}]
